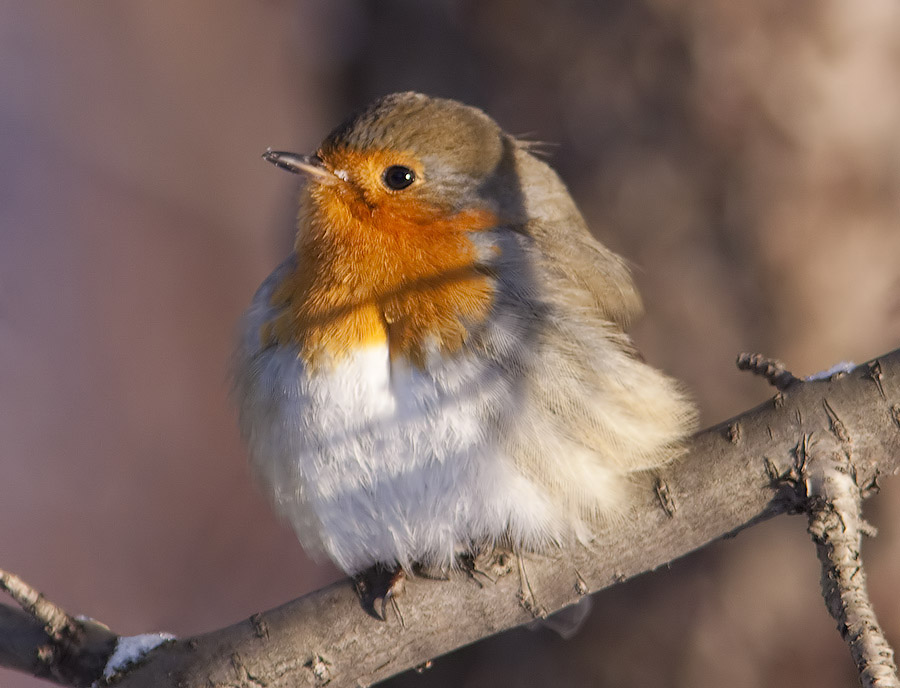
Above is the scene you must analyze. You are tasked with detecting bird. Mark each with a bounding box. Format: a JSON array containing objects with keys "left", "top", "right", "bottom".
[{"left": 234, "top": 92, "right": 696, "bottom": 598}]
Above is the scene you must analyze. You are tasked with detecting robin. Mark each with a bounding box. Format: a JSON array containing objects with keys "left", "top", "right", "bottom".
[{"left": 235, "top": 92, "right": 696, "bottom": 607}]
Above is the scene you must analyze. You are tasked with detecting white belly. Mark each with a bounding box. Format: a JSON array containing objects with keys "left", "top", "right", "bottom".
[{"left": 237, "top": 339, "right": 560, "bottom": 574}]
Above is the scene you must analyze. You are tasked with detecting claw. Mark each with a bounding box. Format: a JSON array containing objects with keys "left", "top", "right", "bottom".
[
  {"left": 382, "top": 582, "right": 406, "bottom": 627},
  {"left": 353, "top": 565, "right": 407, "bottom": 625},
  {"left": 516, "top": 552, "right": 547, "bottom": 618}
]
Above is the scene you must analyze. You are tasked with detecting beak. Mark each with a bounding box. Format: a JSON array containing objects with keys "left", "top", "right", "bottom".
[{"left": 262, "top": 149, "right": 334, "bottom": 179}]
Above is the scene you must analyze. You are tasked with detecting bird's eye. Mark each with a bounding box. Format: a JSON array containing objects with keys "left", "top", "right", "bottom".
[{"left": 382, "top": 165, "right": 416, "bottom": 190}]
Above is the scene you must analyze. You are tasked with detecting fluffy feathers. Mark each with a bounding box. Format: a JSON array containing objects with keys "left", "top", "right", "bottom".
[{"left": 234, "top": 93, "right": 696, "bottom": 574}]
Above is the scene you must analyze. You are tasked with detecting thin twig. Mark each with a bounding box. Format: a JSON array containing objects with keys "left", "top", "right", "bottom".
[
  {"left": 0, "top": 568, "right": 79, "bottom": 644},
  {"left": 736, "top": 352, "right": 801, "bottom": 390},
  {"left": 0, "top": 569, "right": 118, "bottom": 686},
  {"left": 802, "top": 435, "right": 900, "bottom": 688}
]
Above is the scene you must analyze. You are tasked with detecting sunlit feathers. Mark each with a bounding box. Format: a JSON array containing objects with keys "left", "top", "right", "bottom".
[{"left": 262, "top": 146, "right": 498, "bottom": 368}]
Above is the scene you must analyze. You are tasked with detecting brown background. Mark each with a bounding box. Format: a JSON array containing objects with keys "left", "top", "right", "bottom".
[{"left": 2, "top": 2, "right": 899, "bottom": 687}]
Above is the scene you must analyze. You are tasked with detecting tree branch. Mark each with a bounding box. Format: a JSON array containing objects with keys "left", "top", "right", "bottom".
[
  {"left": 800, "top": 432, "right": 900, "bottom": 687},
  {"left": 3, "top": 347, "right": 900, "bottom": 688},
  {"left": 0, "top": 574, "right": 117, "bottom": 687}
]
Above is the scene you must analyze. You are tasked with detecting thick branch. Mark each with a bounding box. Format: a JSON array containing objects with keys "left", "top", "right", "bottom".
[{"left": 2, "top": 347, "right": 900, "bottom": 688}]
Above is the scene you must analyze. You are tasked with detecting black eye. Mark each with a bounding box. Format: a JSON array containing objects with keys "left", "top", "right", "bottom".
[{"left": 383, "top": 165, "right": 416, "bottom": 190}]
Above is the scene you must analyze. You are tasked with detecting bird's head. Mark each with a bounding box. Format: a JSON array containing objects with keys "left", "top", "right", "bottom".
[
  {"left": 264, "top": 92, "right": 526, "bottom": 232},
  {"left": 262, "top": 93, "right": 530, "bottom": 366}
]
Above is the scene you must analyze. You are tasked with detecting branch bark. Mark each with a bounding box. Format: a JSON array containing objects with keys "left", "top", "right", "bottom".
[
  {"left": 3, "top": 347, "right": 900, "bottom": 688},
  {"left": 0, "top": 573, "right": 117, "bottom": 686},
  {"left": 801, "top": 432, "right": 900, "bottom": 687}
]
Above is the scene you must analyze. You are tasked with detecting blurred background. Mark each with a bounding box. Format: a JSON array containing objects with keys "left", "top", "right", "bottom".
[{"left": 2, "top": 2, "right": 899, "bottom": 687}]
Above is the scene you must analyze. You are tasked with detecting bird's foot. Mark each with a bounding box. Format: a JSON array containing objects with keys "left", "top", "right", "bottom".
[
  {"left": 515, "top": 552, "right": 547, "bottom": 618},
  {"left": 459, "top": 547, "right": 515, "bottom": 587},
  {"left": 353, "top": 565, "right": 406, "bottom": 626}
]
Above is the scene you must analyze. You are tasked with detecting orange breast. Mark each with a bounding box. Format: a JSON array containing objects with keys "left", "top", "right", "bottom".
[{"left": 264, "top": 182, "right": 498, "bottom": 368}]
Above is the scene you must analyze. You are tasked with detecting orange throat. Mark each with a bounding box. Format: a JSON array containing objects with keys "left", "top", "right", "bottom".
[{"left": 262, "top": 188, "right": 498, "bottom": 368}]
